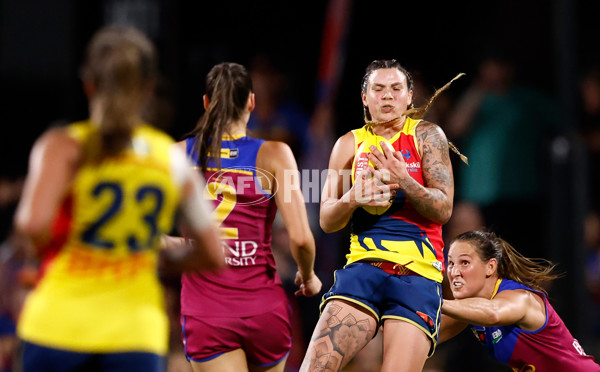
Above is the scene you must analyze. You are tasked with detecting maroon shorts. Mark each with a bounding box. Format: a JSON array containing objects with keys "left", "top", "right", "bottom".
[{"left": 181, "top": 300, "right": 292, "bottom": 367}]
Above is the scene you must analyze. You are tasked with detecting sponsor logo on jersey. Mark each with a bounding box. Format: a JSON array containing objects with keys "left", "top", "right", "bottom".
[
  {"left": 492, "top": 329, "right": 503, "bottom": 344},
  {"left": 223, "top": 240, "right": 259, "bottom": 266},
  {"left": 401, "top": 149, "right": 411, "bottom": 160}
]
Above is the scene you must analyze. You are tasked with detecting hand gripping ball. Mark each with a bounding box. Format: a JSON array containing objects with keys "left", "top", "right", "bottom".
[{"left": 351, "top": 135, "right": 395, "bottom": 215}]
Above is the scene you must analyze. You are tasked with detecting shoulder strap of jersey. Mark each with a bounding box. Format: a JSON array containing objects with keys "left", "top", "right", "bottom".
[
  {"left": 66, "top": 120, "right": 93, "bottom": 142},
  {"left": 401, "top": 117, "right": 422, "bottom": 136},
  {"left": 351, "top": 125, "right": 372, "bottom": 153}
]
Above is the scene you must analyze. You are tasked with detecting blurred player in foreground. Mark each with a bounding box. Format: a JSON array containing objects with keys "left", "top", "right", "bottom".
[{"left": 13, "top": 25, "right": 223, "bottom": 372}]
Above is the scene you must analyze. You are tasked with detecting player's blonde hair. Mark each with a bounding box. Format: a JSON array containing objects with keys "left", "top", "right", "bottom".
[{"left": 80, "top": 26, "right": 157, "bottom": 159}]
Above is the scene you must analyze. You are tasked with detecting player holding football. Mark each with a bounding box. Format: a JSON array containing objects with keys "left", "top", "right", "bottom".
[{"left": 300, "top": 59, "right": 461, "bottom": 372}]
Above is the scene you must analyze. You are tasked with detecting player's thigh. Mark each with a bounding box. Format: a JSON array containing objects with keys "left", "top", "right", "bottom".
[
  {"left": 301, "top": 299, "right": 378, "bottom": 372},
  {"left": 381, "top": 319, "right": 430, "bottom": 372},
  {"left": 247, "top": 354, "right": 288, "bottom": 372},
  {"left": 243, "top": 301, "right": 292, "bottom": 369},
  {"left": 190, "top": 348, "right": 248, "bottom": 372},
  {"left": 181, "top": 314, "right": 243, "bottom": 363}
]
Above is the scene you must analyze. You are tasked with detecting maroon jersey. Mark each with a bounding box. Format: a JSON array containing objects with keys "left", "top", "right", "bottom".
[
  {"left": 181, "top": 136, "right": 286, "bottom": 317},
  {"left": 472, "top": 279, "right": 600, "bottom": 371}
]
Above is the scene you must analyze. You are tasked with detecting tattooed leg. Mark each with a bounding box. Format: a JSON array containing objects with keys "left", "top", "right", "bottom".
[{"left": 300, "top": 300, "right": 378, "bottom": 372}]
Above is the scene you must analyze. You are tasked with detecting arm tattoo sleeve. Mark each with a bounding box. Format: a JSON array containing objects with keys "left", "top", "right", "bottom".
[{"left": 403, "top": 121, "right": 454, "bottom": 223}]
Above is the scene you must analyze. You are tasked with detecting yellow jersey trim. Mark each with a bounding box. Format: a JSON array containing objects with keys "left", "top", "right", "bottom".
[
  {"left": 351, "top": 117, "right": 422, "bottom": 150},
  {"left": 491, "top": 278, "right": 503, "bottom": 299},
  {"left": 321, "top": 295, "right": 380, "bottom": 321},
  {"left": 198, "top": 167, "right": 253, "bottom": 175},
  {"left": 222, "top": 134, "right": 245, "bottom": 140}
]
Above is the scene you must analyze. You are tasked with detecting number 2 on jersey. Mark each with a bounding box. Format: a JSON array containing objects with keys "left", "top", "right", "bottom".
[{"left": 205, "top": 181, "right": 239, "bottom": 239}]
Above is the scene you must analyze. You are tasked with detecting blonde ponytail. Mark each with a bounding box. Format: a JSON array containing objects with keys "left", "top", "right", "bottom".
[{"left": 81, "top": 26, "right": 157, "bottom": 159}]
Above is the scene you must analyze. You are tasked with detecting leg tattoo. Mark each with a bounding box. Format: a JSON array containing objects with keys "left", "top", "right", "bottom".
[{"left": 302, "top": 303, "right": 375, "bottom": 372}]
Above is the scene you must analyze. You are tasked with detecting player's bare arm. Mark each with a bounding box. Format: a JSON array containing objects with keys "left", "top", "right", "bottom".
[
  {"left": 319, "top": 132, "right": 357, "bottom": 233},
  {"left": 442, "top": 289, "right": 545, "bottom": 331},
  {"left": 14, "top": 128, "right": 79, "bottom": 248},
  {"left": 261, "top": 140, "right": 322, "bottom": 297},
  {"left": 438, "top": 314, "right": 468, "bottom": 344},
  {"left": 406, "top": 121, "right": 454, "bottom": 224},
  {"left": 367, "top": 121, "right": 453, "bottom": 224}
]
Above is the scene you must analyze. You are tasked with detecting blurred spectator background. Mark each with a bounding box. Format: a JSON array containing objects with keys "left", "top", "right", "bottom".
[{"left": 1, "top": 0, "right": 599, "bottom": 371}]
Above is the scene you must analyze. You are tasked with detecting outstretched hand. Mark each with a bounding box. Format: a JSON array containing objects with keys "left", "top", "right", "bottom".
[{"left": 294, "top": 271, "right": 323, "bottom": 297}]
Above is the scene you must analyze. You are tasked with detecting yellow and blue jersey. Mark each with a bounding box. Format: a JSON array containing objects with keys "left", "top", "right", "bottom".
[
  {"left": 347, "top": 118, "right": 445, "bottom": 282},
  {"left": 18, "top": 120, "right": 182, "bottom": 355}
]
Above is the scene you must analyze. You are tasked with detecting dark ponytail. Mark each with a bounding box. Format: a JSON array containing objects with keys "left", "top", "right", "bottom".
[
  {"left": 451, "top": 230, "right": 561, "bottom": 294},
  {"left": 189, "top": 62, "right": 253, "bottom": 172}
]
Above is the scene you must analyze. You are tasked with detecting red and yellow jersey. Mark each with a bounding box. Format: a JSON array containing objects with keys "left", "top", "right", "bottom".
[
  {"left": 347, "top": 118, "right": 445, "bottom": 282},
  {"left": 18, "top": 120, "right": 182, "bottom": 354}
]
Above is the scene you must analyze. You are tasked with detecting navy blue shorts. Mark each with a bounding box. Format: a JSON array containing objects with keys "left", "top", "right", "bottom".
[
  {"left": 19, "top": 341, "right": 166, "bottom": 372},
  {"left": 321, "top": 262, "right": 442, "bottom": 355}
]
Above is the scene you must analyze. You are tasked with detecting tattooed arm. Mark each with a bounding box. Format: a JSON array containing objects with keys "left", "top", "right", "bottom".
[
  {"left": 367, "top": 120, "right": 454, "bottom": 224},
  {"left": 410, "top": 121, "right": 454, "bottom": 224}
]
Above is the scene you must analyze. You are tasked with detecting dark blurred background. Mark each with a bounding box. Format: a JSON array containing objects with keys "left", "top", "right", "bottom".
[
  {"left": 1, "top": 1, "right": 600, "bottom": 371},
  {"left": 3, "top": 0, "right": 584, "bottom": 172}
]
